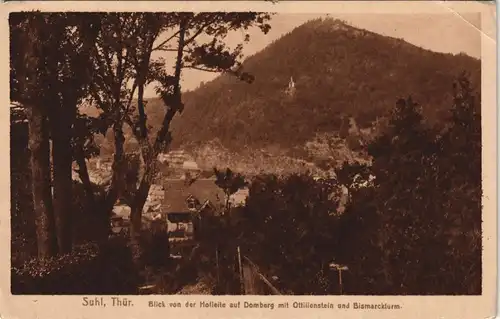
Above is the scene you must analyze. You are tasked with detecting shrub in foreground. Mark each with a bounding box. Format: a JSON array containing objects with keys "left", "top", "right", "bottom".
[
  {"left": 11, "top": 236, "right": 140, "bottom": 294},
  {"left": 139, "top": 223, "right": 171, "bottom": 269}
]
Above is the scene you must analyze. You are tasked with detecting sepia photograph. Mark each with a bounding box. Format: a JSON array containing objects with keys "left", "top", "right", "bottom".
[{"left": 3, "top": 2, "right": 497, "bottom": 318}]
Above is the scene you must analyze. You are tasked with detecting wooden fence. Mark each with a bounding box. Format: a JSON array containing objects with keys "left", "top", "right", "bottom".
[
  {"left": 240, "top": 255, "right": 281, "bottom": 295},
  {"left": 212, "top": 245, "right": 282, "bottom": 295}
]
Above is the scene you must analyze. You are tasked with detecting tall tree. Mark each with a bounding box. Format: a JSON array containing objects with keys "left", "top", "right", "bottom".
[
  {"left": 79, "top": 13, "right": 145, "bottom": 225},
  {"left": 11, "top": 103, "right": 37, "bottom": 264},
  {"left": 338, "top": 78, "right": 481, "bottom": 294},
  {"left": 10, "top": 13, "right": 58, "bottom": 258},
  {"left": 366, "top": 96, "right": 436, "bottom": 293},
  {"left": 10, "top": 12, "right": 99, "bottom": 254},
  {"left": 128, "top": 13, "right": 271, "bottom": 240},
  {"left": 82, "top": 13, "right": 272, "bottom": 244},
  {"left": 47, "top": 14, "right": 98, "bottom": 253},
  {"left": 240, "top": 173, "right": 340, "bottom": 294},
  {"left": 214, "top": 167, "right": 247, "bottom": 215},
  {"left": 432, "top": 74, "right": 482, "bottom": 294}
]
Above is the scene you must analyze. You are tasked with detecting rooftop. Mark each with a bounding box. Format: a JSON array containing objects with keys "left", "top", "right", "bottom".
[{"left": 162, "top": 178, "right": 225, "bottom": 213}]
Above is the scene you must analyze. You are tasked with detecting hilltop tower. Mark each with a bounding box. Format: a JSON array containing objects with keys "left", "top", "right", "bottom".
[
  {"left": 285, "top": 76, "right": 296, "bottom": 97},
  {"left": 288, "top": 76, "right": 295, "bottom": 89}
]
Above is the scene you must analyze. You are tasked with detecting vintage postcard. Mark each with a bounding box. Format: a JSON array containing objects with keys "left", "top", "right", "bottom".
[{"left": 0, "top": 1, "right": 497, "bottom": 319}]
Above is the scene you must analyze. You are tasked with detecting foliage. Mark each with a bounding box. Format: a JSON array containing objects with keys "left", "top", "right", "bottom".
[
  {"left": 304, "top": 131, "right": 372, "bottom": 170},
  {"left": 191, "top": 140, "right": 324, "bottom": 176},
  {"left": 11, "top": 113, "right": 37, "bottom": 266},
  {"left": 71, "top": 181, "right": 111, "bottom": 244},
  {"left": 72, "top": 114, "right": 103, "bottom": 160},
  {"left": 10, "top": 12, "right": 273, "bottom": 261},
  {"left": 139, "top": 222, "right": 171, "bottom": 269},
  {"left": 119, "top": 153, "right": 142, "bottom": 204},
  {"left": 10, "top": 12, "right": 98, "bottom": 106},
  {"left": 236, "top": 173, "right": 341, "bottom": 294},
  {"left": 336, "top": 75, "right": 481, "bottom": 294},
  {"left": 11, "top": 236, "right": 140, "bottom": 294},
  {"left": 205, "top": 75, "right": 481, "bottom": 295},
  {"left": 214, "top": 168, "right": 248, "bottom": 210},
  {"left": 431, "top": 74, "right": 482, "bottom": 294},
  {"left": 10, "top": 11, "right": 481, "bottom": 295},
  {"left": 76, "top": 12, "right": 273, "bottom": 238},
  {"left": 10, "top": 108, "right": 111, "bottom": 263},
  {"left": 10, "top": 11, "right": 102, "bottom": 256}
]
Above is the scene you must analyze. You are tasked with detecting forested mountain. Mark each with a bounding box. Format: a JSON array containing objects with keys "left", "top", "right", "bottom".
[
  {"left": 94, "top": 17, "right": 480, "bottom": 175},
  {"left": 140, "top": 18, "right": 480, "bottom": 153}
]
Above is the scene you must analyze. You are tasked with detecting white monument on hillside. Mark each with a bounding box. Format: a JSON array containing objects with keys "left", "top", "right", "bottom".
[{"left": 286, "top": 76, "right": 296, "bottom": 96}]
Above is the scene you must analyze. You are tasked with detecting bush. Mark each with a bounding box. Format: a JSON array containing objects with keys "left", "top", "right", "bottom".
[
  {"left": 237, "top": 173, "right": 341, "bottom": 294},
  {"left": 139, "top": 222, "right": 171, "bottom": 269},
  {"left": 336, "top": 80, "right": 481, "bottom": 295},
  {"left": 11, "top": 236, "right": 140, "bottom": 294}
]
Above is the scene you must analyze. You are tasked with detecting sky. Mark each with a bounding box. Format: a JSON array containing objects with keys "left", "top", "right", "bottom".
[{"left": 143, "top": 12, "right": 481, "bottom": 98}]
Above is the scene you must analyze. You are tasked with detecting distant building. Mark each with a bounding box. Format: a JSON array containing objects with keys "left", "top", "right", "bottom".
[
  {"left": 165, "top": 212, "right": 195, "bottom": 242},
  {"left": 162, "top": 178, "right": 225, "bottom": 217},
  {"left": 157, "top": 150, "right": 194, "bottom": 167},
  {"left": 142, "top": 184, "right": 165, "bottom": 215},
  {"left": 182, "top": 160, "right": 200, "bottom": 171},
  {"left": 160, "top": 178, "right": 250, "bottom": 240},
  {"left": 156, "top": 151, "right": 202, "bottom": 180},
  {"left": 285, "top": 76, "right": 296, "bottom": 96}
]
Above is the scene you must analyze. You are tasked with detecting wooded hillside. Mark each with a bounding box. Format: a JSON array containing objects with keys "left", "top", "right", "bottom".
[{"left": 150, "top": 18, "right": 481, "bottom": 151}]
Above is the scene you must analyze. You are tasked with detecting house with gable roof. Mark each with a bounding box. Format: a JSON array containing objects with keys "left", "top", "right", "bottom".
[{"left": 161, "top": 178, "right": 227, "bottom": 241}]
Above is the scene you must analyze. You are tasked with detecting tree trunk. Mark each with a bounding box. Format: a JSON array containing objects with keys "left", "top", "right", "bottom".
[
  {"left": 127, "top": 20, "right": 188, "bottom": 239},
  {"left": 129, "top": 181, "right": 151, "bottom": 263},
  {"left": 101, "top": 121, "right": 126, "bottom": 215},
  {"left": 130, "top": 181, "right": 150, "bottom": 238},
  {"left": 137, "top": 84, "right": 147, "bottom": 139},
  {"left": 11, "top": 120, "right": 38, "bottom": 264},
  {"left": 51, "top": 109, "right": 74, "bottom": 254},
  {"left": 74, "top": 145, "right": 95, "bottom": 203},
  {"left": 74, "top": 146, "right": 109, "bottom": 242},
  {"left": 27, "top": 104, "right": 58, "bottom": 258}
]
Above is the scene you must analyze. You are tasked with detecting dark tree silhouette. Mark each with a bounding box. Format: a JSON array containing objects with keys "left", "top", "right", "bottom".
[
  {"left": 214, "top": 167, "right": 248, "bottom": 215},
  {"left": 336, "top": 76, "right": 481, "bottom": 294},
  {"left": 10, "top": 12, "right": 98, "bottom": 256}
]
